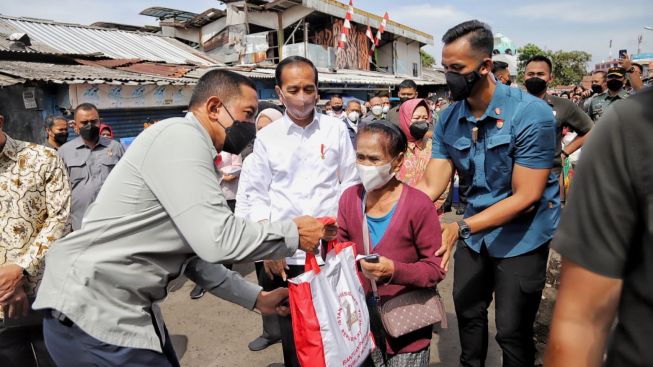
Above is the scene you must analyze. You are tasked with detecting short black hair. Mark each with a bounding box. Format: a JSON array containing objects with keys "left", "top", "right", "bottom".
[
  {"left": 74, "top": 103, "right": 98, "bottom": 117},
  {"left": 592, "top": 70, "right": 607, "bottom": 80},
  {"left": 358, "top": 121, "right": 408, "bottom": 157},
  {"left": 398, "top": 79, "right": 417, "bottom": 91},
  {"left": 275, "top": 56, "right": 318, "bottom": 87},
  {"left": 45, "top": 115, "right": 67, "bottom": 129},
  {"left": 330, "top": 94, "right": 343, "bottom": 101},
  {"left": 492, "top": 60, "right": 509, "bottom": 73},
  {"left": 632, "top": 63, "right": 644, "bottom": 73},
  {"left": 442, "top": 20, "right": 493, "bottom": 57},
  {"left": 189, "top": 69, "right": 257, "bottom": 109},
  {"left": 525, "top": 55, "right": 553, "bottom": 73}
]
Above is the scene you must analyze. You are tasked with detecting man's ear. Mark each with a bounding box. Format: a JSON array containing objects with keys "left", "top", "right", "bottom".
[
  {"left": 206, "top": 96, "right": 223, "bottom": 120},
  {"left": 480, "top": 58, "right": 493, "bottom": 75}
]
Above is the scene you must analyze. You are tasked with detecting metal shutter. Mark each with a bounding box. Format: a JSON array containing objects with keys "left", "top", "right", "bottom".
[{"left": 98, "top": 107, "right": 187, "bottom": 139}]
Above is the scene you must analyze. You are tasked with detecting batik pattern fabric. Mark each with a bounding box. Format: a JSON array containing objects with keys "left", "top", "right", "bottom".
[{"left": 0, "top": 134, "right": 71, "bottom": 297}]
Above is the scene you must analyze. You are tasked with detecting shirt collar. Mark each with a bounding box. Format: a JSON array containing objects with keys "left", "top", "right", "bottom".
[
  {"left": 0, "top": 133, "right": 19, "bottom": 161},
  {"left": 73, "top": 135, "right": 111, "bottom": 149},
  {"left": 606, "top": 89, "right": 628, "bottom": 100},
  {"left": 185, "top": 112, "right": 218, "bottom": 160},
  {"left": 283, "top": 109, "right": 320, "bottom": 133},
  {"left": 458, "top": 83, "right": 509, "bottom": 123}
]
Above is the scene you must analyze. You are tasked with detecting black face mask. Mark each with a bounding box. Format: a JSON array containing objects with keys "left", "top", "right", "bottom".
[
  {"left": 399, "top": 97, "right": 412, "bottom": 104},
  {"left": 607, "top": 79, "right": 624, "bottom": 92},
  {"left": 332, "top": 104, "right": 343, "bottom": 112},
  {"left": 218, "top": 106, "right": 256, "bottom": 155},
  {"left": 79, "top": 123, "right": 100, "bottom": 141},
  {"left": 445, "top": 64, "right": 483, "bottom": 101},
  {"left": 524, "top": 77, "right": 548, "bottom": 96},
  {"left": 53, "top": 132, "right": 68, "bottom": 146},
  {"left": 409, "top": 121, "right": 430, "bottom": 140},
  {"left": 591, "top": 83, "right": 604, "bottom": 94},
  {"left": 505, "top": 79, "right": 512, "bottom": 86}
]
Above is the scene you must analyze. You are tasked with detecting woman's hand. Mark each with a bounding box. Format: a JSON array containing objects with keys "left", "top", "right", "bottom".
[{"left": 360, "top": 256, "right": 394, "bottom": 282}]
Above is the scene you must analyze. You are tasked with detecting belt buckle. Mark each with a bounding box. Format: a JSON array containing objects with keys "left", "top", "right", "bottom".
[{"left": 51, "top": 309, "right": 73, "bottom": 327}]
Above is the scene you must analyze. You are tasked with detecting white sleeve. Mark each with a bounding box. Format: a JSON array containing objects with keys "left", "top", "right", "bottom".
[
  {"left": 234, "top": 156, "right": 252, "bottom": 219},
  {"left": 245, "top": 137, "right": 273, "bottom": 223}
]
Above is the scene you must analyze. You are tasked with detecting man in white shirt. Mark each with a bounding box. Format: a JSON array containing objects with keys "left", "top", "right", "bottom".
[{"left": 247, "top": 56, "right": 359, "bottom": 367}]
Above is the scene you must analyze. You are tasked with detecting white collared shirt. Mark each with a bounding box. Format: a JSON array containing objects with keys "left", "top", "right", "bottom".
[{"left": 248, "top": 110, "right": 360, "bottom": 265}]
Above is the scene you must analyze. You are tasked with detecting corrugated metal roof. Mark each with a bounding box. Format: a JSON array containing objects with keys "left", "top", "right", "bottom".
[
  {"left": 0, "top": 16, "right": 218, "bottom": 65},
  {"left": 118, "top": 62, "right": 194, "bottom": 78},
  {"left": 0, "top": 61, "right": 197, "bottom": 85},
  {"left": 0, "top": 72, "right": 24, "bottom": 86},
  {"left": 187, "top": 66, "right": 444, "bottom": 86}
]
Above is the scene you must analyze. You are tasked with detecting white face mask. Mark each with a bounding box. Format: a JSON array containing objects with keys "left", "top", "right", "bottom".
[
  {"left": 327, "top": 110, "right": 335, "bottom": 117},
  {"left": 382, "top": 105, "right": 390, "bottom": 113},
  {"left": 371, "top": 105, "right": 383, "bottom": 116},
  {"left": 356, "top": 161, "right": 395, "bottom": 192},
  {"left": 347, "top": 111, "right": 360, "bottom": 123}
]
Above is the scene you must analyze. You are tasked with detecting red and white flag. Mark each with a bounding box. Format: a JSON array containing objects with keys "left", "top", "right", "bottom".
[
  {"left": 338, "top": 0, "right": 355, "bottom": 49},
  {"left": 375, "top": 12, "right": 389, "bottom": 46},
  {"left": 366, "top": 23, "right": 375, "bottom": 63}
]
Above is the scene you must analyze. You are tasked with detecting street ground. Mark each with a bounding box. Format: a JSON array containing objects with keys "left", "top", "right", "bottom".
[{"left": 162, "top": 213, "right": 503, "bottom": 367}]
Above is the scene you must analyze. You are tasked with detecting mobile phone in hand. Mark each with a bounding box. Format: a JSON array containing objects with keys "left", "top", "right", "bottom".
[
  {"left": 619, "top": 49, "right": 628, "bottom": 59},
  {"left": 362, "top": 254, "right": 380, "bottom": 263}
]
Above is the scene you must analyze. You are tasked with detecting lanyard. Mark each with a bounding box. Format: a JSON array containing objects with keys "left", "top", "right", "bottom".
[{"left": 361, "top": 192, "right": 380, "bottom": 301}]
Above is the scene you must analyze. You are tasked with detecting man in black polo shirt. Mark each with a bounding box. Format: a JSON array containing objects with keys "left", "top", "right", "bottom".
[
  {"left": 545, "top": 87, "right": 653, "bottom": 366},
  {"left": 523, "top": 55, "right": 593, "bottom": 179},
  {"left": 386, "top": 79, "right": 418, "bottom": 125},
  {"left": 522, "top": 55, "right": 594, "bottom": 360}
]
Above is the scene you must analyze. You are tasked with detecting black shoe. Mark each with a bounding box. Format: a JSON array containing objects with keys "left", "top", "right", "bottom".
[
  {"left": 190, "top": 285, "right": 205, "bottom": 299},
  {"left": 248, "top": 336, "right": 281, "bottom": 352}
]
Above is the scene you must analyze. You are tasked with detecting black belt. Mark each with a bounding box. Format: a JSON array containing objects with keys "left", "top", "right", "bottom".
[{"left": 50, "top": 309, "right": 73, "bottom": 327}]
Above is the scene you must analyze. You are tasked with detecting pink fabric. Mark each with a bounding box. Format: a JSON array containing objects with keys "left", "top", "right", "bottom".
[{"left": 398, "top": 99, "right": 431, "bottom": 142}]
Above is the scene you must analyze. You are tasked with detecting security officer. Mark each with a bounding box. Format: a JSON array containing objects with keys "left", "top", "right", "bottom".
[
  {"left": 588, "top": 67, "right": 629, "bottom": 121},
  {"left": 58, "top": 103, "right": 125, "bottom": 230},
  {"left": 417, "top": 20, "right": 559, "bottom": 367}
]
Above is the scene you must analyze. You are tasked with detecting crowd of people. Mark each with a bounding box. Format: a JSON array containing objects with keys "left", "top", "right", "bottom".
[{"left": 0, "top": 18, "right": 651, "bottom": 367}]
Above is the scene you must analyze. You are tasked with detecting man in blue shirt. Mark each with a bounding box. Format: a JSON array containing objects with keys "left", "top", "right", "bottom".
[{"left": 416, "top": 20, "right": 559, "bottom": 367}]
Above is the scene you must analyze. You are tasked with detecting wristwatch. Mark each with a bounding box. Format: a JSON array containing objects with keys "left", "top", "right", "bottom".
[
  {"left": 457, "top": 220, "right": 471, "bottom": 239},
  {"left": 561, "top": 150, "right": 570, "bottom": 157}
]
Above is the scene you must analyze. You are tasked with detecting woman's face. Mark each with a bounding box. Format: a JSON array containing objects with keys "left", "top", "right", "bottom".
[
  {"left": 411, "top": 105, "right": 429, "bottom": 123},
  {"left": 356, "top": 132, "right": 392, "bottom": 166},
  {"left": 100, "top": 129, "right": 112, "bottom": 138}
]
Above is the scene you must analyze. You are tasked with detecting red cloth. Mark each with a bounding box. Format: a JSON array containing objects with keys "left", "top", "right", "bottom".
[
  {"left": 398, "top": 99, "right": 432, "bottom": 143},
  {"left": 337, "top": 183, "right": 445, "bottom": 354},
  {"left": 99, "top": 123, "right": 114, "bottom": 139}
]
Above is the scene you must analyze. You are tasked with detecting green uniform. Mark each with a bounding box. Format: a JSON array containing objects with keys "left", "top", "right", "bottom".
[{"left": 588, "top": 89, "right": 628, "bottom": 121}]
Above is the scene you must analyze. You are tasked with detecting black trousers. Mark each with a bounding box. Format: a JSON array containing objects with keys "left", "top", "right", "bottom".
[
  {"left": 0, "top": 323, "right": 55, "bottom": 367},
  {"left": 453, "top": 242, "right": 548, "bottom": 367}
]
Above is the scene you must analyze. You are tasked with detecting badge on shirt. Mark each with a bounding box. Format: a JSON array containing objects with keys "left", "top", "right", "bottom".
[
  {"left": 496, "top": 119, "right": 504, "bottom": 129},
  {"left": 320, "top": 144, "right": 326, "bottom": 160},
  {"left": 107, "top": 150, "right": 113, "bottom": 157}
]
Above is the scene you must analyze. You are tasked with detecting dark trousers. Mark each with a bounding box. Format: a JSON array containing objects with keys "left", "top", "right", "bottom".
[
  {"left": 43, "top": 313, "right": 180, "bottom": 367},
  {"left": 254, "top": 262, "right": 282, "bottom": 340},
  {"left": 272, "top": 264, "right": 305, "bottom": 367},
  {"left": 0, "top": 323, "right": 55, "bottom": 367},
  {"left": 453, "top": 242, "right": 548, "bottom": 367}
]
